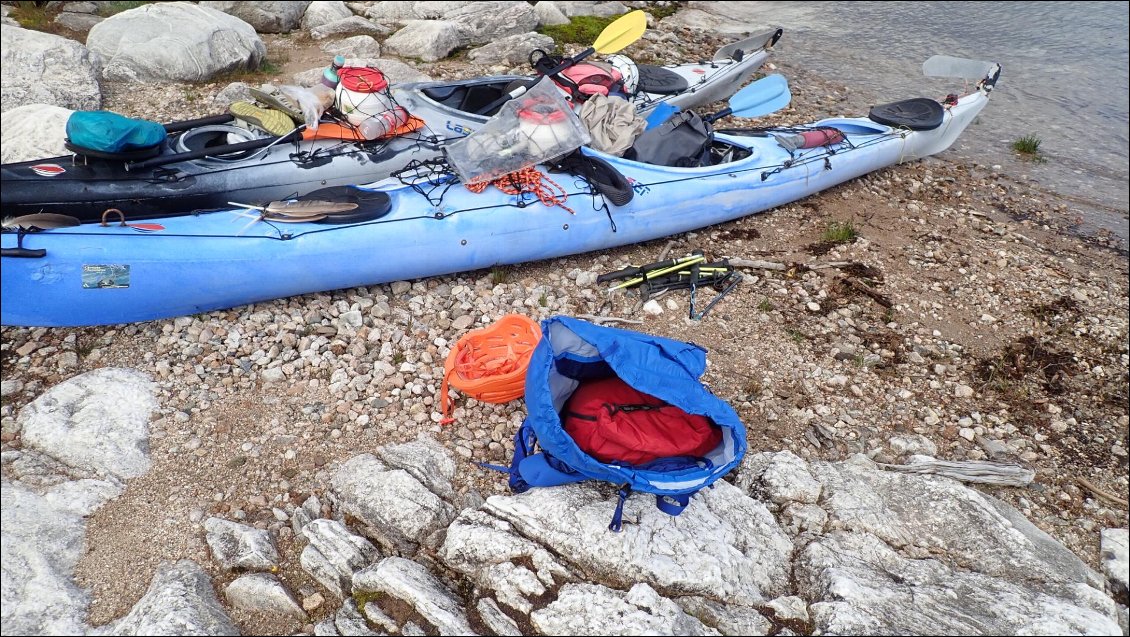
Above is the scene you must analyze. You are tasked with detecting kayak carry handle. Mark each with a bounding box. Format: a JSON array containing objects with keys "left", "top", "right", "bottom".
[{"left": 1, "top": 247, "right": 46, "bottom": 259}]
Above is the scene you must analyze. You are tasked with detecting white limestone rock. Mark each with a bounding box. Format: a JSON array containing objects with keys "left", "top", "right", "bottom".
[
  {"left": 86, "top": 2, "right": 266, "bottom": 82},
  {"left": 446, "top": 1, "right": 540, "bottom": 46},
  {"left": 18, "top": 368, "right": 155, "bottom": 480},
  {"left": 674, "top": 596, "right": 772, "bottom": 636},
  {"left": 224, "top": 573, "right": 306, "bottom": 620},
  {"left": 1, "top": 478, "right": 120, "bottom": 636},
  {"left": 382, "top": 20, "right": 463, "bottom": 62},
  {"left": 309, "top": 16, "right": 391, "bottom": 40},
  {"left": 204, "top": 517, "right": 280, "bottom": 571},
  {"left": 294, "top": 57, "right": 430, "bottom": 87},
  {"left": 736, "top": 450, "right": 822, "bottom": 505},
  {"left": 200, "top": 1, "right": 311, "bottom": 33},
  {"left": 808, "top": 457, "right": 1105, "bottom": 587},
  {"left": 658, "top": 2, "right": 772, "bottom": 37},
  {"left": 457, "top": 480, "right": 792, "bottom": 605},
  {"left": 322, "top": 35, "right": 382, "bottom": 61},
  {"left": 533, "top": 1, "right": 570, "bottom": 26},
  {"left": 374, "top": 436, "right": 457, "bottom": 502},
  {"left": 335, "top": 598, "right": 380, "bottom": 636},
  {"left": 299, "top": 518, "right": 378, "bottom": 598},
  {"left": 1101, "top": 528, "right": 1129, "bottom": 598},
  {"left": 1, "top": 25, "right": 101, "bottom": 112},
  {"left": 0, "top": 104, "right": 73, "bottom": 163},
  {"left": 797, "top": 531, "right": 1121, "bottom": 635},
  {"left": 531, "top": 582, "right": 719, "bottom": 635},
  {"left": 53, "top": 11, "right": 104, "bottom": 32},
  {"left": 352, "top": 557, "right": 475, "bottom": 635},
  {"left": 330, "top": 454, "right": 456, "bottom": 554},
  {"left": 475, "top": 597, "right": 523, "bottom": 636},
  {"left": 556, "top": 1, "right": 630, "bottom": 17},
  {"left": 103, "top": 560, "right": 240, "bottom": 635},
  {"left": 363, "top": 2, "right": 474, "bottom": 22},
  {"left": 467, "top": 32, "right": 555, "bottom": 67},
  {"left": 302, "top": 1, "right": 354, "bottom": 30}
]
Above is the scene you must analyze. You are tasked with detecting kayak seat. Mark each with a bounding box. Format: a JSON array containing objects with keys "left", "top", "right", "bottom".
[
  {"left": 636, "top": 64, "right": 689, "bottom": 95},
  {"left": 867, "top": 98, "right": 945, "bottom": 131},
  {"left": 64, "top": 140, "right": 162, "bottom": 162}
]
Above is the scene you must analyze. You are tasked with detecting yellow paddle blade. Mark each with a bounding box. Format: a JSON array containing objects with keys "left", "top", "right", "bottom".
[{"left": 593, "top": 10, "right": 647, "bottom": 54}]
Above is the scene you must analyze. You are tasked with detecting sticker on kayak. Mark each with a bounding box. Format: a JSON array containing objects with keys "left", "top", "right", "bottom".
[
  {"left": 82, "top": 264, "right": 130, "bottom": 289},
  {"left": 30, "top": 164, "right": 66, "bottom": 177}
]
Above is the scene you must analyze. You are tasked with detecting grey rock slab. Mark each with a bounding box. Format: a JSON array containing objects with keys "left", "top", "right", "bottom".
[
  {"left": 1101, "top": 528, "right": 1129, "bottom": 598},
  {"left": 309, "top": 15, "right": 391, "bottom": 40},
  {"left": 1, "top": 25, "right": 101, "bottom": 112},
  {"left": 440, "top": 509, "right": 572, "bottom": 613},
  {"left": 374, "top": 436, "right": 457, "bottom": 501},
  {"left": 200, "top": 1, "right": 311, "bottom": 33},
  {"left": 212, "top": 81, "right": 254, "bottom": 107},
  {"left": 533, "top": 1, "right": 570, "bottom": 26},
  {"left": 659, "top": 3, "right": 777, "bottom": 37},
  {"left": 18, "top": 368, "right": 155, "bottom": 480},
  {"left": 531, "top": 582, "right": 719, "bottom": 635},
  {"left": 103, "top": 560, "right": 240, "bottom": 635},
  {"left": 334, "top": 599, "right": 380, "bottom": 636},
  {"left": 1, "top": 478, "right": 120, "bottom": 636},
  {"left": 224, "top": 573, "right": 306, "bottom": 620},
  {"left": 735, "top": 450, "right": 822, "bottom": 505},
  {"left": 86, "top": 3, "right": 266, "bottom": 82},
  {"left": 797, "top": 531, "right": 1121, "bottom": 635},
  {"left": 675, "top": 597, "right": 772, "bottom": 636},
  {"left": 382, "top": 20, "right": 462, "bottom": 62},
  {"left": 352, "top": 556, "right": 475, "bottom": 635},
  {"left": 473, "top": 480, "right": 792, "bottom": 604},
  {"left": 204, "top": 517, "right": 280, "bottom": 571},
  {"left": 556, "top": 1, "right": 630, "bottom": 17},
  {"left": 475, "top": 597, "right": 522, "bottom": 636},
  {"left": 466, "top": 32, "right": 555, "bottom": 67},
  {"left": 363, "top": 1, "right": 474, "bottom": 22},
  {"left": 808, "top": 456, "right": 1105, "bottom": 588},
  {"left": 330, "top": 454, "right": 455, "bottom": 554},
  {"left": 446, "top": 1, "right": 539, "bottom": 46},
  {"left": 1, "top": 104, "right": 73, "bottom": 163},
  {"left": 53, "top": 11, "right": 104, "bottom": 32},
  {"left": 299, "top": 518, "right": 378, "bottom": 598},
  {"left": 302, "top": 1, "right": 354, "bottom": 30},
  {"left": 322, "top": 35, "right": 381, "bottom": 60}
]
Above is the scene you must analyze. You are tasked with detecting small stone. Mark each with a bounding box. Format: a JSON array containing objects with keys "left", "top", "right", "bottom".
[
  {"left": 807, "top": 302, "right": 821, "bottom": 312},
  {"left": 452, "top": 315, "right": 474, "bottom": 330},
  {"left": 643, "top": 300, "right": 663, "bottom": 315},
  {"left": 958, "top": 427, "right": 976, "bottom": 442},
  {"left": 954, "top": 384, "right": 974, "bottom": 398},
  {"left": 303, "top": 592, "right": 326, "bottom": 611}
]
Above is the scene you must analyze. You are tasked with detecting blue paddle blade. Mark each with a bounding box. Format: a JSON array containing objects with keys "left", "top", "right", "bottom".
[{"left": 728, "top": 74, "right": 791, "bottom": 118}]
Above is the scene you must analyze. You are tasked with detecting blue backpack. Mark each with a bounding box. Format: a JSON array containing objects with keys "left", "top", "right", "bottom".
[{"left": 501, "top": 316, "right": 747, "bottom": 531}]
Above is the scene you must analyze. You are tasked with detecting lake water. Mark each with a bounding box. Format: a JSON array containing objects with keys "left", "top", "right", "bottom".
[{"left": 710, "top": 1, "right": 1130, "bottom": 241}]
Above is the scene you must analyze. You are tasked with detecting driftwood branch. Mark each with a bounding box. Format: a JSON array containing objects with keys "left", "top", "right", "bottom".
[
  {"left": 1077, "top": 477, "right": 1129, "bottom": 508},
  {"left": 577, "top": 314, "right": 644, "bottom": 325},
  {"left": 878, "top": 459, "right": 1035, "bottom": 487},
  {"left": 840, "top": 276, "right": 893, "bottom": 308}
]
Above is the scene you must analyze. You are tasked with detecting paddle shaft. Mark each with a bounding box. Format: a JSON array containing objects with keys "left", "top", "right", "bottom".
[{"left": 127, "top": 129, "right": 302, "bottom": 171}]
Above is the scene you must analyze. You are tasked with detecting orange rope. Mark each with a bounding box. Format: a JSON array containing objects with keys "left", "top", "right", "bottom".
[
  {"left": 439, "top": 314, "right": 542, "bottom": 424},
  {"left": 465, "top": 166, "right": 575, "bottom": 215}
]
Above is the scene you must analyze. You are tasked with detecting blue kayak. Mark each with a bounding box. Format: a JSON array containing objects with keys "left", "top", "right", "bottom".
[{"left": 0, "top": 65, "right": 999, "bottom": 328}]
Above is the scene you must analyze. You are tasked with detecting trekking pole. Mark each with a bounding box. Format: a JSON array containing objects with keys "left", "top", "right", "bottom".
[
  {"left": 609, "top": 254, "right": 706, "bottom": 291},
  {"left": 597, "top": 250, "right": 705, "bottom": 284}
]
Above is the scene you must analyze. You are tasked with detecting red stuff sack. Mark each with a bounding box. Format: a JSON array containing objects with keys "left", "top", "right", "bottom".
[{"left": 562, "top": 376, "right": 722, "bottom": 466}]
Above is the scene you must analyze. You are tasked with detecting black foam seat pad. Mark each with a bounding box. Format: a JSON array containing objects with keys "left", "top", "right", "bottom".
[
  {"left": 636, "top": 64, "right": 689, "bottom": 95},
  {"left": 868, "top": 98, "right": 945, "bottom": 131},
  {"left": 64, "top": 140, "right": 162, "bottom": 161}
]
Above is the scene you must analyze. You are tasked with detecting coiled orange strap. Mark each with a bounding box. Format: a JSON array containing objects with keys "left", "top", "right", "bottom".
[{"left": 439, "top": 314, "right": 542, "bottom": 424}]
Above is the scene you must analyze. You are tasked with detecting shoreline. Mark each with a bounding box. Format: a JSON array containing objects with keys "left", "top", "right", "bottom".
[{"left": 2, "top": 12, "right": 1127, "bottom": 636}]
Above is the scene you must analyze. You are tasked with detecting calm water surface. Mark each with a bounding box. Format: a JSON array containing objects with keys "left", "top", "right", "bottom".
[{"left": 731, "top": 1, "right": 1130, "bottom": 240}]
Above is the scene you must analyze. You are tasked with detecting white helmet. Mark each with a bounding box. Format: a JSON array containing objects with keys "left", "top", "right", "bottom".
[{"left": 605, "top": 54, "right": 639, "bottom": 95}]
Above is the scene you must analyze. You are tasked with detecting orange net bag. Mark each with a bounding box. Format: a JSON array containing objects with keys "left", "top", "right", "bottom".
[{"left": 439, "top": 314, "right": 542, "bottom": 424}]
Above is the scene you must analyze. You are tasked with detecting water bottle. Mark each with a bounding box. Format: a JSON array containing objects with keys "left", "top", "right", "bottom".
[
  {"left": 320, "top": 55, "right": 345, "bottom": 89},
  {"left": 358, "top": 107, "right": 410, "bottom": 140}
]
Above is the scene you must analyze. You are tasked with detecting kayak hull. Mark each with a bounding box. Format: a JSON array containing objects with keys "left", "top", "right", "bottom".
[
  {"left": 1, "top": 89, "right": 991, "bottom": 327},
  {"left": 0, "top": 36, "right": 776, "bottom": 221}
]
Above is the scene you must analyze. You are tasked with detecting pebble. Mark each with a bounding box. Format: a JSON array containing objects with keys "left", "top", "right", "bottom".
[
  {"left": 959, "top": 428, "right": 976, "bottom": 442},
  {"left": 303, "top": 593, "right": 326, "bottom": 612},
  {"left": 643, "top": 300, "right": 663, "bottom": 315},
  {"left": 954, "top": 384, "right": 974, "bottom": 398}
]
